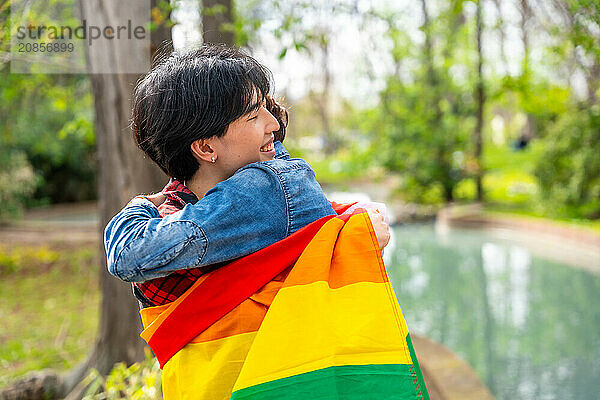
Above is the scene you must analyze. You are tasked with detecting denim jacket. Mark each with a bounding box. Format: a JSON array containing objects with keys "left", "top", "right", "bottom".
[{"left": 104, "top": 142, "right": 335, "bottom": 282}]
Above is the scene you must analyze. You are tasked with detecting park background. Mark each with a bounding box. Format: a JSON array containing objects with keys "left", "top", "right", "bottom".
[{"left": 0, "top": 0, "right": 599, "bottom": 399}]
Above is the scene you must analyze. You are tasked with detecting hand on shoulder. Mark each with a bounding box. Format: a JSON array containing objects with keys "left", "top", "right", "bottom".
[{"left": 141, "top": 192, "right": 167, "bottom": 207}]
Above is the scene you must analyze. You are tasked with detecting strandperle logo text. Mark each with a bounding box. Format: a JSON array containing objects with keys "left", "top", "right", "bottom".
[{"left": 16, "top": 19, "right": 147, "bottom": 46}]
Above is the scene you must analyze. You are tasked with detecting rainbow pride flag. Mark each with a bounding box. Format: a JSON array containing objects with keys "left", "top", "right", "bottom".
[{"left": 139, "top": 210, "right": 429, "bottom": 399}]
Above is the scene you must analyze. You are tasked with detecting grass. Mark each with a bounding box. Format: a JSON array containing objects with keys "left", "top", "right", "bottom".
[
  {"left": 483, "top": 205, "right": 600, "bottom": 233},
  {"left": 479, "top": 142, "right": 600, "bottom": 232},
  {"left": 474, "top": 141, "right": 542, "bottom": 206},
  {"left": 0, "top": 243, "right": 99, "bottom": 389}
]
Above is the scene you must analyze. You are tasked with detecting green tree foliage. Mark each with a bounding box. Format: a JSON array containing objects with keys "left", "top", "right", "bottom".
[
  {"left": 82, "top": 351, "right": 161, "bottom": 400},
  {"left": 0, "top": 0, "right": 96, "bottom": 206},
  {"left": 535, "top": 105, "right": 600, "bottom": 218},
  {"left": 0, "top": 0, "right": 598, "bottom": 221},
  {"left": 497, "top": 74, "right": 571, "bottom": 140},
  {"left": 372, "top": 73, "right": 474, "bottom": 204},
  {"left": 0, "top": 149, "right": 36, "bottom": 221},
  {"left": 358, "top": 1, "right": 476, "bottom": 203},
  {"left": 0, "top": 72, "right": 95, "bottom": 204},
  {"left": 531, "top": 0, "right": 600, "bottom": 218}
]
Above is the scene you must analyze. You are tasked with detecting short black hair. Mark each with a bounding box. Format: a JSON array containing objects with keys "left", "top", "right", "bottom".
[{"left": 131, "top": 44, "right": 272, "bottom": 181}]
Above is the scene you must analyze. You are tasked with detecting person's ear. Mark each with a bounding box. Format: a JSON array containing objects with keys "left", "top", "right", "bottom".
[{"left": 190, "top": 139, "right": 217, "bottom": 164}]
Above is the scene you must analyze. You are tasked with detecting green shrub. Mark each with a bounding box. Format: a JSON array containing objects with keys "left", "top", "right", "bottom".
[
  {"left": 0, "top": 150, "right": 37, "bottom": 221},
  {"left": 83, "top": 351, "right": 162, "bottom": 400},
  {"left": 0, "top": 71, "right": 96, "bottom": 205},
  {"left": 0, "top": 245, "right": 60, "bottom": 276},
  {"left": 535, "top": 105, "right": 600, "bottom": 219}
]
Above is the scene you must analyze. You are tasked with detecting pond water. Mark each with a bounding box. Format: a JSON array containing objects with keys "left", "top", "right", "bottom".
[{"left": 385, "top": 223, "right": 600, "bottom": 400}]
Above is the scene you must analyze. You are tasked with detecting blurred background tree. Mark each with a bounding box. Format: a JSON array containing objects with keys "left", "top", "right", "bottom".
[
  {"left": 0, "top": 73, "right": 95, "bottom": 206},
  {"left": 531, "top": 0, "right": 600, "bottom": 219},
  {"left": 182, "top": 0, "right": 600, "bottom": 218},
  {"left": 2, "top": 0, "right": 598, "bottom": 220},
  {"left": 0, "top": 0, "right": 95, "bottom": 223}
]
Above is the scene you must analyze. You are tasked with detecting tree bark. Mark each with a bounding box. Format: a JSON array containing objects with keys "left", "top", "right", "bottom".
[
  {"left": 202, "top": 0, "right": 234, "bottom": 46},
  {"left": 491, "top": 0, "right": 508, "bottom": 72},
  {"left": 420, "top": 0, "right": 437, "bottom": 94},
  {"left": 1, "top": 1, "right": 170, "bottom": 399},
  {"left": 82, "top": 0, "right": 170, "bottom": 369},
  {"left": 150, "top": 0, "right": 174, "bottom": 65},
  {"left": 519, "top": 0, "right": 532, "bottom": 74},
  {"left": 420, "top": 0, "right": 454, "bottom": 203},
  {"left": 84, "top": 0, "right": 169, "bottom": 353},
  {"left": 67, "top": 0, "right": 171, "bottom": 396},
  {"left": 71, "top": 0, "right": 170, "bottom": 395},
  {"left": 518, "top": 0, "right": 537, "bottom": 144},
  {"left": 317, "top": 33, "right": 335, "bottom": 154}
]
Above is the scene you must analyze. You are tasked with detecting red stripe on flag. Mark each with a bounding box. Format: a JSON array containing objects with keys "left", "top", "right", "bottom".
[
  {"left": 148, "top": 214, "right": 339, "bottom": 367},
  {"left": 330, "top": 201, "right": 358, "bottom": 214}
]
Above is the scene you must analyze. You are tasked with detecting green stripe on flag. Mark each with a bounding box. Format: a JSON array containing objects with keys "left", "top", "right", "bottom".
[
  {"left": 231, "top": 364, "right": 426, "bottom": 400},
  {"left": 406, "top": 333, "right": 430, "bottom": 400}
]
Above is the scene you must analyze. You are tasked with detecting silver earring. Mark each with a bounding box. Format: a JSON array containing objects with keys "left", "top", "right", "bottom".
[{"left": 211, "top": 156, "right": 216, "bottom": 163}]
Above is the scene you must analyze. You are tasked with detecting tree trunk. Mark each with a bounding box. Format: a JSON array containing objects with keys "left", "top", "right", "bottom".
[
  {"left": 318, "top": 34, "right": 335, "bottom": 154},
  {"left": 474, "top": 0, "right": 485, "bottom": 202},
  {"left": 443, "top": 181, "right": 454, "bottom": 203},
  {"left": 71, "top": 0, "right": 170, "bottom": 395},
  {"left": 82, "top": 0, "right": 170, "bottom": 365},
  {"left": 420, "top": 0, "right": 437, "bottom": 93},
  {"left": 202, "top": 0, "right": 234, "bottom": 46},
  {"left": 419, "top": 0, "right": 443, "bottom": 136},
  {"left": 1, "top": 2, "right": 170, "bottom": 399},
  {"left": 519, "top": 0, "right": 532, "bottom": 75},
  {"left": 150, "top": 0, "right": 174, "bottom": 65},
  {"left": 419, "top": 0, "right": 443, "bottom": 129},
  {"left": 421, "top": 0, "right": 455, "bottom": 203},
  {"left": 491, "top": 0, "right": 508, "bottom": 72},
  {"left": 518, "top": 0, "right": 537, "bottom": 145}
]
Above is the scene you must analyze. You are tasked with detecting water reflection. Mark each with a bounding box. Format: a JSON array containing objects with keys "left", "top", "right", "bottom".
[{"left": 386, "top": 223, "right": 600, "bottom": 400}]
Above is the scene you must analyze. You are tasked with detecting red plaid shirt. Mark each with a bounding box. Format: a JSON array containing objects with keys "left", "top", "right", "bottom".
[{"left": 132, "top": 179, "right": 227, "bottom": 308}]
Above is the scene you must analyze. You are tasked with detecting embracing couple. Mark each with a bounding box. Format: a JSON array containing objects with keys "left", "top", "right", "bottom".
[{"left": 104, "top": 44, "right": 429, "bottom": 400}]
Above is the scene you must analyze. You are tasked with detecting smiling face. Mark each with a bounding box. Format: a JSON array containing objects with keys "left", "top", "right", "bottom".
[{"left": 211, "top": 93, "right": 281, "bottom": 177}]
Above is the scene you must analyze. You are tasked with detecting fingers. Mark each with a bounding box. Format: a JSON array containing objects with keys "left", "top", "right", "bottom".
[
  {"left": 378, "top": 224, "right": 391, "bottom": 249},
  {"left": 366, "top": 209, "right": 391, "bottom": 250},
  {"left": 381, "top": 229, "right": 391, "bottom": 249},
  {"left": 366, "top": 208, "right": 385, "bottom": 224},
  {"left": 144, "top": 192, "right": 167, "bottom": 207},
  {"left": 265, "top": 95, "right": 288, "bottom": 143}
]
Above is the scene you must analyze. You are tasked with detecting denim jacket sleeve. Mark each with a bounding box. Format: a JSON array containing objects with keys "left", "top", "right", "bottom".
[{"left": 104, "top": 164, "right": 288, "bottom": 282}]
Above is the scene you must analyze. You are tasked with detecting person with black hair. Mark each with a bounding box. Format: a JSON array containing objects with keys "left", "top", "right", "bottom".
[
  {"left": 104, "top": 45, "right": 390, "bottom": 306},
  {"left": 103, "top": 45, "right": 399, "bottom": 400}
]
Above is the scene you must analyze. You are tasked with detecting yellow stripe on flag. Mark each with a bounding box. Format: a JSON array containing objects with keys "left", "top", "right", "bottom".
[
  {"left": 233, "top": 280, "right": 414, "bottom": 392},
  {"left": 162, "top": 331, "right": 257, "bottom": 400}
]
